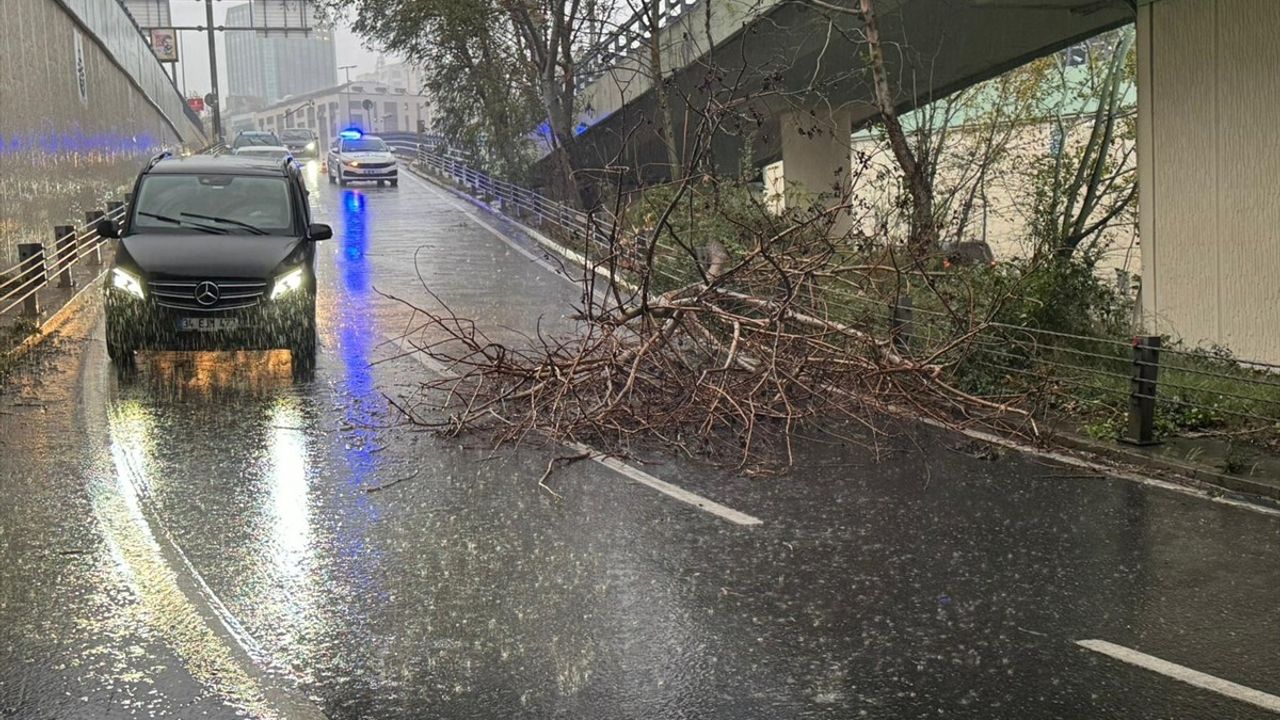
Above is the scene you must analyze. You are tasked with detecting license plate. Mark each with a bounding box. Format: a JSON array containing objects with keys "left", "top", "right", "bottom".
[{"left": 177, "top": 317, "right": 239, "bottom": 332}]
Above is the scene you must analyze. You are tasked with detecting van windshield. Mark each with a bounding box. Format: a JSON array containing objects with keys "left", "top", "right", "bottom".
[{"left": 132, "top": 175, "right": 294, "bottom": 236}]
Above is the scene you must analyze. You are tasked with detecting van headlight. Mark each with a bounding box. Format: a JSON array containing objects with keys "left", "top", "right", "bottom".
[
  {"left": 111, "top": 267, "right": 145, "bottom": 299},
  {"left": 271, "top": 268, "right": 306, "bottom": 300},
  {"left": 305, "top": 141, "right": 316, "bottom": 151}
]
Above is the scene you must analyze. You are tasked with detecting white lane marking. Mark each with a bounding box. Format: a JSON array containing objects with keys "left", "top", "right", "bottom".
[
  {"left": 917, "top": 419, "right": 1280, "bottom": 519},
  {"left": 1077, "top": 639, "right": 1280, "bottom": 713},
  {"left": 383, "top": 332, "right": 762, "bottom": 526},
  {"left": 566, "top": 442, "right": 763, "bottom": 526}
]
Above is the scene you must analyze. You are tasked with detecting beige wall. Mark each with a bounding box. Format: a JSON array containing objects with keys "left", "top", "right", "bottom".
[
  {"left": 1138, "top": 0, "right": 1280, "bottom": 363},
  {"left": 764, "top": 123, "right": 1140, "bottom": 279}
]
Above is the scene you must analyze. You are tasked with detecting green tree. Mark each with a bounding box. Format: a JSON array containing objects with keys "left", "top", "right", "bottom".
[
  {"left": 1027, "top": 28, "right": 1137, "bottom": 263},
  {"left": 320, "top": 0, "right": 616, "bottom": 199}
]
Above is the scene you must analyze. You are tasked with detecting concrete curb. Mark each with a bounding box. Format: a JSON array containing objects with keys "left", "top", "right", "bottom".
[
  {"left": 406, "top": 162, "right": 1280, "bottom": 510},
  {"left": 1054, "top": 430, "right": 1280, "bottom": 502}
]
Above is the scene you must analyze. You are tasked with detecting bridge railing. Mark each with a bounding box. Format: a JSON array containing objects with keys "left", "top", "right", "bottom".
[
  {"left": 416, "top": 147, "right": 621, "bottom": 251},
  {"left": 578, "top": 0, "right": 702, "bottom": 87}
]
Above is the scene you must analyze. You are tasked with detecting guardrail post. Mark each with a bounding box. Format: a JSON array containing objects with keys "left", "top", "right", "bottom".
[
  {"left": 53, "top": 225, "right": 76, "bottom": 288},
  {"left": 106, "top": 201, "right": 125, "bottom": 218},
  {"left": 17, "top": 243, "right": 43, "bottom": 317},
  {"left": 83, "top": 210, "right": 105, "bottom": 265},
  {"left": 890, "top": 296, "right": 913, "bottom": 354},
  {"left": 1122, "top": 335, "right": 1161, "bottom": 446}
]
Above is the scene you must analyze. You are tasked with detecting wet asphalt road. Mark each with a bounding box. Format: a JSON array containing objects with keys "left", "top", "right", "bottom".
[{"left": 2, "top": 164, "right": 1278, "bottom": 720}]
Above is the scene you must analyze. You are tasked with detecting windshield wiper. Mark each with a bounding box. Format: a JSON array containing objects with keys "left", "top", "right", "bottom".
[
  {"left": 137, "top": 211, "right": 227, "bottom": 234},
  {"left": 180, "top": 212, "right": 268, "bottom": 235}
]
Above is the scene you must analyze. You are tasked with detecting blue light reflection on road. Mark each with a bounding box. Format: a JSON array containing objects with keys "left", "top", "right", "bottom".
[{"left": 335, "top": 189, "right": 381, "bottom": 518}]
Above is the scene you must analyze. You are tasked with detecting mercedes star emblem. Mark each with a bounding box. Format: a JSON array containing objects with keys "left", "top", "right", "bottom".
[{"left": 194, "top": 281, "right": 221, "bottom": 306}]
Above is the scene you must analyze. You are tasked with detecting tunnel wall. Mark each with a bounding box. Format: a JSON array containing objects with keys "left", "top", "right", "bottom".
[
  {"left": 0, "top": 0, "right": 207, "bottom": 263},
  {"left": 1137, "top": 0, "right": 1280, "bottom": 363}
]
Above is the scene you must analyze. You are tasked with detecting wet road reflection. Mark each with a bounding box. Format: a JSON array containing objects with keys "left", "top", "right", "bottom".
[
  {"left": 3, "top": 170, "right": 1278, "bottom": 719},
  {"left": 103, "top": 395, "right": 282, "bottom": 718}
]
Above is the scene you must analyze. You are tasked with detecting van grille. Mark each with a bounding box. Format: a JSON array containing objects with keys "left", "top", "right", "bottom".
[{"left": 150, "top": 279, "right": 267, "bottom": 312}]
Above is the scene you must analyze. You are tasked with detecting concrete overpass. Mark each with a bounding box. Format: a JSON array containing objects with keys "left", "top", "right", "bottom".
[
  {"left": 562, "top": 0, "right": 1133, "bottom": 180},
  {"left": 557, "top": 0, "right": 1280, "bottom": 364}
]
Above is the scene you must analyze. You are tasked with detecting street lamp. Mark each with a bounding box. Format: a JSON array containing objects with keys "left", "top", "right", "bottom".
[{"left": 339, "top": 64, "right": 356, "bottom": 126}]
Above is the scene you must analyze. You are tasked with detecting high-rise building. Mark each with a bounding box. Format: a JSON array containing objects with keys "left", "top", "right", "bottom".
[{"left": 224, "top": 3, "right": 336, "bottom": 105}]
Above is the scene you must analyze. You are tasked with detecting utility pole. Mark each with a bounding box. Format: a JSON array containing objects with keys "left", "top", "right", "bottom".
[
  {"left": 339, "top": 65, "right": 356, "bottom": 127},
  {"left": 149, "top": 1, "right": 322, "bottom": 143},
  {"left": 204, "top": 0, "right": 222, "bottom": 140}
]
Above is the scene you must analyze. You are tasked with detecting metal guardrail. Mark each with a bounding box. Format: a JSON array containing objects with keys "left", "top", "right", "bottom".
[
  {"left": 0, "top": 203, "right": 126, "bottom": 318},
  {"left": 414, "top": 147, "right": 1280, "bottom": 448},
  {"left": 417, "top": 147, "right": 618, "bottom": 248}
]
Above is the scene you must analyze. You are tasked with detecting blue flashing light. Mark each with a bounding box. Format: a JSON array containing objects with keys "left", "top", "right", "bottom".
[{"left": 339, "top": 128, "right": 363, "bottom": 140}]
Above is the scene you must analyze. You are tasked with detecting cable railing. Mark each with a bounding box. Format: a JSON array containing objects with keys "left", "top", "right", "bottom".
[{"left": 413, "top": 147, "right": 1280, "bottom": 450}]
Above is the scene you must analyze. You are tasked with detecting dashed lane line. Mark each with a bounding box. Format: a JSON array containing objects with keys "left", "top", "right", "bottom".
[{"left": 1077, "top": 639, "right": 1280, "bottom": 713}]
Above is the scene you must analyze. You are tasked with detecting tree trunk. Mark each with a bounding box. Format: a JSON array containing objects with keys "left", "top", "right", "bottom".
[
  {"left": 858, "top": 0, "right": 936, "bottom": 257},
  {"left": 541, "top": 78, "right": 590, "bottom": 209},
  {"left": 647, "top": 1, "right": 682, "bottom": 180}
]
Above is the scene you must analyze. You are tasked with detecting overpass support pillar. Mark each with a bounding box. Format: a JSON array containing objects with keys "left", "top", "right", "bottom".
[
  {"left": 779, "top": 108, "right": 853, "bottom": 237},
  {"left": 1137, "top": 0, "right": 1280, "bottom": 363}
]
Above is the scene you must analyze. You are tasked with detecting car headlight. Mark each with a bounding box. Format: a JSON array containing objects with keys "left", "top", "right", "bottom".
[
  {"left": 271, "top": 268, "right": 306, "bottom": 300},
  {"left": 305, "top": 141, "right": 316, "bottom": 151},
  {"left": 111, "top": 267, "right": 144, "bottom": 299}
]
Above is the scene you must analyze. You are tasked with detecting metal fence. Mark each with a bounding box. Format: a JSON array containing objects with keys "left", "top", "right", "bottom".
[
  {"left": 0, "top": 202, "right": 127, "bottom": 319},
  {"left": 414, "top": 147, "right": 1280, "bottom": 448},
  {"left": 417, "top": 147, "right": 615, "bottom": 245}
]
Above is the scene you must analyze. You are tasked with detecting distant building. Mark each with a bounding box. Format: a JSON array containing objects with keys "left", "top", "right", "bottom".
[
  {"left": 356, "top": 57, "right": 426, "bottom": 94},
  {"left": 224, "top": 3, "right": 336, "bottom": 105},
  {"left": 244, "top": 81, "right": 431, "bottom": 153}
]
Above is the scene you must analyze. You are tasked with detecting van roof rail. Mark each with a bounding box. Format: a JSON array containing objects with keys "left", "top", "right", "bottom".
[{"left": 145, "top": 151, "right": 173, "bottom": 170}]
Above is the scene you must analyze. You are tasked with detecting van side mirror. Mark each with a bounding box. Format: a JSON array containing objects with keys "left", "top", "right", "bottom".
[
  {"left": 96, "top": 218, "right": 120, "bottom": 239},
  {"left": 308, "top": 223, "right": 332, "bottom": 241}
]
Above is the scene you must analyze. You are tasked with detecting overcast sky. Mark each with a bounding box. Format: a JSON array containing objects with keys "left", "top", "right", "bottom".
[{"left": 168, "top": 1, "right": 384, "bottom": 99}]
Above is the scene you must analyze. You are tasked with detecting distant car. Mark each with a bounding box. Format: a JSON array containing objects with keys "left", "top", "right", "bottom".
[
  {"left": 96, "top": 153, "right": 331, "bottom": 378},
  {"left": 230, "top": 130, "right": 281, "bottom": 151},
  {"left": 279, "top": 128, "right": 319, "bottom": 159},
  {"left": 232, "top": 145, "right": 295, "bottom": 164},
  {"left": 327, "top": 130, "right": 398, "bottom": 187}
]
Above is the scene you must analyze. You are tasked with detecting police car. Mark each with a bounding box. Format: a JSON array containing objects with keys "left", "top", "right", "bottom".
[{"left": 326, "top": 130, "right": 398, "bottom": 187}]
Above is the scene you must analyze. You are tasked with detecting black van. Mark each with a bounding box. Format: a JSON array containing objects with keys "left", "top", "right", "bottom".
[{"left": 97, "top": 153, "right": 332, "bottom": 378}]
